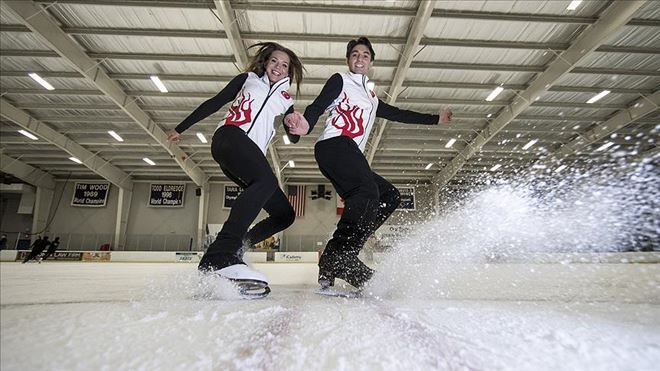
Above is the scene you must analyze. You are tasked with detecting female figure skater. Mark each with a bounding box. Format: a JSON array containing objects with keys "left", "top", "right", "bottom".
[
  {"left": 286, "top": 37, "right": 452, "bottom": 291},
  {"left": 168, "top": 42, "right": 304, "bottom": 298}
]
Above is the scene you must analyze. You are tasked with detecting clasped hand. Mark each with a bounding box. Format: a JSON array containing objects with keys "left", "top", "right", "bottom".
[{"left": 284, "top": 111, "right": 310, "bottom": 135}]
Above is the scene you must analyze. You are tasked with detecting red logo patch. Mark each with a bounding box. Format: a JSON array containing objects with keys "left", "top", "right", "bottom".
[
  {"left": 225, "top": 90, "right": 254, "bottom": 126},
  {"left": 331, "top": 93, "right": 364, "bottom": 138},
  {"left": 281, "top": 91, "right": 291, "bottom": 100},
  {"left": 370, "top": 90, "right": 376, "bottom": 98}
]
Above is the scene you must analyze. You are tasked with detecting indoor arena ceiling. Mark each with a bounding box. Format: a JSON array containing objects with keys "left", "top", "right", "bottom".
[{"left": 1, "top": 0, "right": 658, "bottom": 191}]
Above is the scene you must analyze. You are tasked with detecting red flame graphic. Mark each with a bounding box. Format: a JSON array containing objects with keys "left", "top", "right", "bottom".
[
  {"left": 331, "top": 93, "right": 364, "bottom": 138},
  {"left": 225, "top": 91, "right": 254, "bottom": 126}
]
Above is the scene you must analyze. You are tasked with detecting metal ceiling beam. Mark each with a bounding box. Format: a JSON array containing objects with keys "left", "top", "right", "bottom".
[
  {"left": 29, "top": 1, "right": 658, "bottom": 26},
  {"left": 212, "top": 0, "right": 248, "bottom": 69},
  {"left": 365, "top": 0, "right": 434, "bottom": 164},
  {"left": 3, "top": 70, "right": 653, "bottom": 95},
  {"left": 5, "top": 24, "right": 658, "bottom": 55},
  {"left": 1, "top": 98, "right": 133, "bottom": 189},
  {"left": 550, "top": 91, "right": 660, "bottom": 158},
  {"left": 0, "top": 153, "right": 56, "bottom": 189},
  {"left": 3, "top": 0, "right": 208, "bottom": 186},
  {"left": 1, "top": 89, "right": 630, "bottom": 110},
  {"left": 4, "top": 49, "right": 659, "bottom": 77},
  {"left": 430, "top": 1, "right": 647, "bottom": 189}
]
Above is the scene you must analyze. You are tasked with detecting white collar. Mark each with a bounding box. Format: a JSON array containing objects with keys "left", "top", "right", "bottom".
[{"left": 258, "top": 73, "right": 290, "bottom": 90}]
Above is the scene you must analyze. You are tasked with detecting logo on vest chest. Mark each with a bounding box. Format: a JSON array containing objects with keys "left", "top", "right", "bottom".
[
  {"left": 332, "top": 93, "right": 365, "bottom": 138},
  {"left": 225, "top": 90, "right": 254, "bottom": 126}
]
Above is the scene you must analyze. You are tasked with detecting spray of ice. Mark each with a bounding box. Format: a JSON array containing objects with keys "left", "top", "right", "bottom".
[{"left": 368, "top": 155, "right": 659, "bottom": 300}]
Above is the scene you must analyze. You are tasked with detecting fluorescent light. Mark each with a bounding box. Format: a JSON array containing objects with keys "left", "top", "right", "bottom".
[
  {"left": 288, "top": 160, "right": 295, "bottom": 168},
  {"left": 596, "top": 142, "right": 614, "bottom": 151},
  {"left": 282, "top": 135, "right": 291, "bottom": 145},
  {"left": 107, "top": 130, "right": 123, "bottom": 142},
  {"left": 150, "top": 75, "right": 168, "bottom": 93},
  {"left": 196, "top": 132, "right": 207, "bottom": 143},
  {"left": 18, "top": 129, "right": 38, "bottom": 140},
  {"left": 522, "top": 139, "right": 538, "bottom": 150},
  {"left": 28, "top": 73, "right": 54, "bottom": 90},
  {"left": 567, "top": 0, "right": 582, "bottom": 10},
  {"left": 425, "top": 163, "right": 433, "bottom": 170},
  {"left": 69, "top": 157, "right": 83, "bottom": 164},
  {"left": 143, "top": 157, "right": 156, "bottom": 166},
  {"left": 487, "top": 113, "right": 492, "bottom": 118},
  {"left": 445, "top": 138, "right": 456, "bottom": 148},
  {"left": 485, "top": 86, "right": 504, "bottom": 101},
  {"left": 586, "top": 90, "right": 610, "bottom": 104},
  {"left": 490, "top": 164, "right": 502, "bottom": 171},
  {"left": 532, "top": 164, "right": 547, "bottom": 169},
  {"left": 555, "top": 165, "right": 567, "bottom": 173}
]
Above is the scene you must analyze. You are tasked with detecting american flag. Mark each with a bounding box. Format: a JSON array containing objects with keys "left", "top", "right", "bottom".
[{"left": 287, "top": 185, "right": 306, "bottom": 217}]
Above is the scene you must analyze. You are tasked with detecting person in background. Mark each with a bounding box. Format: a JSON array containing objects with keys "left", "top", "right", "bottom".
[
  {"left": 286, "top": 37, "right": 452, "bottom": 290},
  {"left": 167, "top": 42, "right": 305, "bottom": 298},
  {"left": 0, "top": 234, "right": 7, "bottom": 250},
  {"left": 41, "top": 237, "right": 60, "bottom": 261},
  {"left": 22, "top": 236, "right": 49, "bottom": 263}
]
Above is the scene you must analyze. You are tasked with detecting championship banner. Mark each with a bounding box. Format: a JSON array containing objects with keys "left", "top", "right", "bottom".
[
  {"left": 148, "top": 183, "right": 185, "bottom": 207},
  {"left": 71, "top": 182, "right": 110, "bottom": 207},
  {"left": 223, "top": 185, "right": 243, "bottom": 208},
  {"left": 397, "top": 187, "right": 416, "bottom": 210}
]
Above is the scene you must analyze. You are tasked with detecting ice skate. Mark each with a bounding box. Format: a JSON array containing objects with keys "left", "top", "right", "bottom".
[
  {"left": 318, "top": 250, "right": 374, "bottom": 290},
  {"left": 199, "top": 251, "right": 271, "bottom": 299}
]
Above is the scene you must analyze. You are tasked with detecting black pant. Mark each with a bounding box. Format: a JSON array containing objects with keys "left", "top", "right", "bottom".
[
  {"left": 206, "top": 126, "right": 295, "bottom": 263},
  {"left": 315, "top": 136, "right": 400, "bottom": 255}
]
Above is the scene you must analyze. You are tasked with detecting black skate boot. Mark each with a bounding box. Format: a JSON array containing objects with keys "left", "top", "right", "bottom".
[{"left": 318, "top": 247, "right": 374, "bottom": 289}]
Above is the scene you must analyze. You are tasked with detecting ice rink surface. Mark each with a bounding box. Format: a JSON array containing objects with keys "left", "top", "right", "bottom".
[{"left": 2, "top": 261, "right": 659, "bottom": 371}]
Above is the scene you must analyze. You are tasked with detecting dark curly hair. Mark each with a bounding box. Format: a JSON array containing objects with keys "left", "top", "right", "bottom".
[
  {"left": 346, "top": 37, "right": 375, "bottom": 61},
  {"left": 246, "top": 42, "right": 304, "bottom": 97}
]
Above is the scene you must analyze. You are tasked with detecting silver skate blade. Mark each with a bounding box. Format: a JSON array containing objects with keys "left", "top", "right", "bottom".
[
  {"left": 315, "top": 287, "right": 362, "bottom": 299},
  {"left": 233, "top": 279, "right": 270, "bottom": 299}
]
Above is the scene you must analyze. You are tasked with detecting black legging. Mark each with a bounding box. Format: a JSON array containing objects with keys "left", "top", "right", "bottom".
[
  {"left": 207, "top": 125, "right": 295, "bottom": 259},
  {"left": 315, "top": 136, "right": 400, "bottom": 255}
]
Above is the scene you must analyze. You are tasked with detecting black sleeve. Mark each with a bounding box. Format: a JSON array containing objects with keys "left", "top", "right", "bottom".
[
  {"left": 302, "top": 73, "right": 343, "bottom": 134},
  {"left": 174, "top": 73, "right": 248, "bottom": 133},
  {"left": 376, "top": 99, "right": 439, "bottom": 125},
  {"left": 282, "top": 105, "right": 301, "bottom": 144}
]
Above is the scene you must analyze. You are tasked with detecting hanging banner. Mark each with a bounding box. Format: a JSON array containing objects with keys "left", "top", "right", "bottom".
[
  {"left": 148, "top": 183, "right": 185, "bottom": 207},
  {"left": 71, "top": 182, "right": 110, "bottom": 207},
  {"left": 397, "top": 187, "right": 416, "bottom": 210},
  {"left": 224, "top": 185, "right": 243, "bottom": 208}
]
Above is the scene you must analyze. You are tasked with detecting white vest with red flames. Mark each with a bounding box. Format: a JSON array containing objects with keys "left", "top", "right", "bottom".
[
  {"left": 219, "top": 72, "right": 293, "bottom": 155},
  {"left": 317, "top": 72, "right": 379, "bottom": 152}
]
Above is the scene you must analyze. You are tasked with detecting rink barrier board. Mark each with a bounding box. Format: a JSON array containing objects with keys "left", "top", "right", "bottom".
[{"left": 2, "top": 250, "right": 658, "bottom": 264}]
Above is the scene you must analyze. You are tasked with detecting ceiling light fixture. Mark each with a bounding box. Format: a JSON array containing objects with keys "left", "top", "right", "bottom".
[
  {"left": 150, "top": 75, "right": 168, "bottom": 93},
  {"left": 485, "top": 86, "right": 504, "bottom": 101},
  {"left": 28, "top": 73, "right": 55, "bottom": 90},
  {"left": 108, "top": 130, "right": 124, "bottom": 142},
  {"left": 567, "top": 0, "right": 583, "bottom": 11},
  {"left": 522, "top": 139, "right": 538, "bottom": 150},
  {"left": 18, "top": 130, "right": 38, "bottom": 140},
  {"left": 586, "top": 90, "right": 610, "bottom": 104}
]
